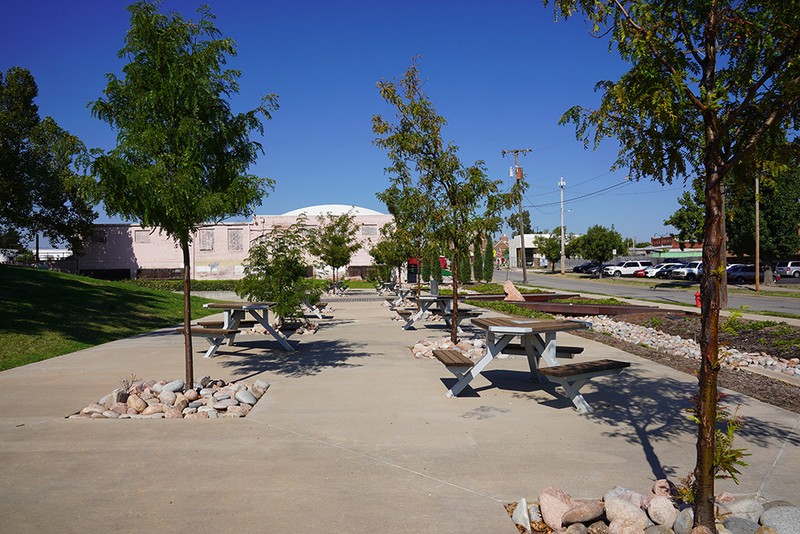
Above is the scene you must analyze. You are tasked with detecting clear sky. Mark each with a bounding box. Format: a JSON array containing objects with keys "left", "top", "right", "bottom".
[{"left": 2, "top": 0, "right": 690, "bottom": 244}]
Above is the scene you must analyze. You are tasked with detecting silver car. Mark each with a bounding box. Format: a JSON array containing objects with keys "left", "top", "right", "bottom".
[
  {"left": 775, "top": 261, "right": 800, "bottom": 278},
  {"left": 670, "top": 261, "right": 703, "bottom": 280}
]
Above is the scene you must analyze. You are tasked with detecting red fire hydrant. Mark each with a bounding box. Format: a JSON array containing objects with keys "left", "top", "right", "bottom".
[{"left": 695, "top": 291, "right": 701, "bottom": 308}]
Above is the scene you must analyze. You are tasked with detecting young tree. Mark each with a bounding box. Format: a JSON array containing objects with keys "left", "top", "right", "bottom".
[
  {"left": 89, "top": 1, "right": 276, "bottom": 388},
  {"left": 536, "top": 234, "right": 562, "bottom": 273},
  {"left": 0, "top": 67, "right": 96, "bottom": 256},
  {"left": 547, "top": 1, "right": 800, "bottom": 526},
  {"left": 308, "top": 211, "right": 362, "bottom": 284},
  {"left": 374, "top": 61, "right": 507, "bottom": 342},
  {"left": 471, "top": 237, "right": 484, "bottom": 282},
  {"left": 369, "top": 222, "right": 411, "bottom": 284},
  {"left": 483, "top": 238, "right": 495, "bottom": 282},
  {"left": 237, "top": 220, "right": 322, "bottom": 322},
  {"left": 506, "top": 210, "right": 533, "bottom": 235},
  {"left": 578, "top": 225, "right": 625, "bottom": 277}
]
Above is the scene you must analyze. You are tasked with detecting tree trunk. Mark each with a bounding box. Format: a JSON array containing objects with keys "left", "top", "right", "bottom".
[
  {"left": 182, "top": 241, "right": 194, "bottom": 389},
  {"left": 450, "top": 249, "right": 459, "bottom": 343},
  {"left": 694, "top": 161, "right": 725, "bottom": 529}
]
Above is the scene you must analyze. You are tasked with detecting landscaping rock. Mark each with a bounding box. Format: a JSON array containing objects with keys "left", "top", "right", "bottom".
[
  {"left": 673, "top": 507, "right": 694, "bottom": 534},
  {"left": 563, "top": 501, "right": 604, "bottom": 524},
  {"left": 163, "top": 379, "right": 184, "bottom": 392},
  {"left": 718, "top": 497, "right": 763, "bottom": 523},
  {"left": 722, "top": 516, "right": 759, "bottom": 534},
  {"left": 759, "top": 505, "right": 800, "bottom": 534},
  {"left": 647, "top": 495, "right": 679, "bottom": 526},
  {"left": 503, "top": 280, "right": 525, "bottom": 302},
  {"left": 539, "top": 487, "right": 575, "bottom": 529},
  {"left": 605, "top": 496, "right": 649, "bottom": 530},
  {"left": 512, "top": 498, "right": 531, "bottom": 533}
]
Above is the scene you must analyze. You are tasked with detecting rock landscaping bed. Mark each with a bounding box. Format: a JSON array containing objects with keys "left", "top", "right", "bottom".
[
  {"left": 505, "top": 484, "right": 799, "bottom": 533},
  {"left": 69, "top": 376, "right": 270, "bottom": 419}
]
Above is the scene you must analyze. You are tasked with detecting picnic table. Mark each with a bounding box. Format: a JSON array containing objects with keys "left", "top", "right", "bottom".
[
  {"left": 398, "top": 294, "right": 480, "bottom": 333},
  {"left": 433, "top": 316, "right": 629, "bottom": 413},
  {"left": 201, "top": 301, "right": 294, "bottom": 352}
]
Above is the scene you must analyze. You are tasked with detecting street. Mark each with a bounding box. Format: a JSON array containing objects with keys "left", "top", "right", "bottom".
[{"left": 495, "top": 269, "right": 800, "bottom": 317}]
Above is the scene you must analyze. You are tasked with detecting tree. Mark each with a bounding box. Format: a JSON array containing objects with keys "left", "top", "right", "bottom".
[
  {"left": 547, "top": 1, "right": 800, "bottom": 526},
  {"left": 0, "top": 67, "right": 96, "bottom": 256},
  {"left": 369, "top": 222, "right": 411, "bottom": 284},
  {"left": 472, "top": 237, "right": 484, "bottom": 282},
  {"left": 536, "top": 234, "right": 562, "bottom": 273},
  {"left": 483, "top": 238, "right": 495, "bottom": 282},
  {"left": 237, "top": 219, "right": 322, "bottom": 322},
  {"left": 506, "top": 210, "right": 533, "bottom": 235},
  {"left": 373, "top": 60, "right": 507, "bottom": 342},
  {"left": 89, "top": 1, "right": 276, "bottom": 388},
  {"left": 664, "top": 179, "right": 711, "bottom": 248},
  {"left": 577, "top": 225, "right": 625, "bottom": 277},
  {"left": 308, "top": 211, "right": 362, "bottom": 284},
  {"left": 727, "top": 169, "right": 800, "bottom": 262}
]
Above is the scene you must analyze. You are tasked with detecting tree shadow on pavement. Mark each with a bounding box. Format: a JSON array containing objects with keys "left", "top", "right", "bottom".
[{"left": 214, "top": 338, "right": 371, "bottom": 379}]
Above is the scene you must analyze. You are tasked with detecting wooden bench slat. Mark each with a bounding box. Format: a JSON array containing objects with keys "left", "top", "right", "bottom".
[
  {"left": 196, "top": 319, "right": 257, "bottom": 328},
  {"left": 432, "top": 349, "right": 474, "bottom": 367},
  {"left": 502, "top": 343, "right": 584, "bottom": 357},
  {"left": 177, "top": 327, "right": 240, "bottom": 336},
  {"left": 538, "top": 359, "right": 630, "bottom": 378}
]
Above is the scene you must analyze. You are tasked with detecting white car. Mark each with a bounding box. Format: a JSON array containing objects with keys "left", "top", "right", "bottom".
[
  {"left": 603, "top": 260, "right": 653, "bottom": 278},
  {"left": 671, "top": 261, "right": 703, "bottom": 280},
  {"left": 646, "top": 262, "right": 685, "bottom": 278}
]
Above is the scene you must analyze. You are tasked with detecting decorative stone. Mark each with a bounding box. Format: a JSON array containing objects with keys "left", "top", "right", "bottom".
[
  {"left": 90, "top": 412, "right": 106, "bottom": 418},
  {"left": 754, "top": 527, "right": 777, "bottom": 534},
  {"left": 761, "top": 501, "right": 795, "bottom": 512},
  {"left": 213, "top": 392, "right": 231, "bottom": 400},
  {"left": 512, "top": 498, "right": 531, "bottom": 533},
  {"left": 151, "top": 382, "right": 163, "bottom": 394},
  {"left": 760, "top": 505, "right": 800, "bottom": 534},
  {"left": 689, "top": 527, "right": 713, "bottom": 534},
  {"left": 647, "top": 495, "right": 679, "bottom": 526},
  {"left": 652, "top": 479, "right": 674, "bottom": 497},
  {"left": 184, "top": 389, "right": 199, "bottom": 402},
  {"left": 644, "top": 526, "right": 674, "bottom": 534},
  {"left": 141, "top": 403, "right": 165, "bottom": 415},
  {"left": 213, "top": 398, "right": 238, "bottom": 410},
  {"left": 199, "top": 388, "right": 215, "bottom": 397},
  {"left": 539, "top": 487, "right": 575, "bottom": 529},
  {"left": 127, "top": 394, "right": 147, "bottom": 413},
  {"left": 609, "top": 519, "right": 647, "bottom": 534},
  {"left": 99, "top": 393, "right": 114, "bottom": 408},
  {"left": 81, "top": 403, "right": 106, "bottom": 415},
  {"left": 673, "top": 507, "right": 694, "bottom": 534},
  {"left": 605, "top": 497, "right": 649, "bottom": 530},
  {"left": 102, "top": 410, "right": 120, "bottom": 419},
  {"left": 503, "top": 280, "right": 525, "bottom": 302},
  {"left": 164, "top": 407, "right": 183, "bottom": 419},
  {"left": 188, "top": 401, "right": 204, "bottom": 409},
  {"left": 182, "top": 407, "right": 197, "bottom": 415},
  {"left": 173, "top": 394, "right": 188, "bottom": 412},
  {"left": 162, "top": 379, "right": 183, "bottom": 392},
  {"left": 722, "top": 516, "right": 759, "bottom": 534},
  {"left": 250, "top": 385, "right": 265, "bottom": 399},
  {"left": 235, "top": 389, "right": 257, "bottom": 405},
  {"left": 563, "top": 502, "right": 604, "bottom": 524},
  {"left": 158, "top": 390, "right": 177, "bottom": 406},
  {"left": 588, "top": 521, "right": 610, "bottom": 534},
  {"left": 110, "top": 402, "right": 128, "bottom": 415},
  {"left": 184, "top": 412, "right": 209, "bottom": 419},
  {"left": 718, "top": 498, "right": 763, "bottom": 523},
  {"left": 226, "top": 405, "right": 249, "bottom": 417},
  {"left": 566, "top": 524, "right": 589, "bottom": 534}
]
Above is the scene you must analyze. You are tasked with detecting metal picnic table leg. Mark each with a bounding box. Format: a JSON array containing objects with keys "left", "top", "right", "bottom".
[
  {"left": 527, "top": 332, "right": 558, "bottom": 383},
  {"left": 224, "top": 310, "right": 243, "bottom": 345},
  {"left": 447, "top": 333, "right": 512, "bottom": 397},
  {"left": 249, "top": 310, "right": 294, "bottom": 351}
]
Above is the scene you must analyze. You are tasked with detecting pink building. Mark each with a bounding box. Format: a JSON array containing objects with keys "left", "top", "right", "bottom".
[{"left": 76, "top": 204, "right": 393, "bottom": 280}]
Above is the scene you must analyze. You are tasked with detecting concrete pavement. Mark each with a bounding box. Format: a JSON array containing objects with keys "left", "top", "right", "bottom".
[{"left": 1, "top": 291, "right": 798, "bottom": 533}]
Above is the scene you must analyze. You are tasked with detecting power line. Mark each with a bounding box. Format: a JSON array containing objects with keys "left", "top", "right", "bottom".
[{"left": 526, "top": 179, "right": 632, "bottom": 208}]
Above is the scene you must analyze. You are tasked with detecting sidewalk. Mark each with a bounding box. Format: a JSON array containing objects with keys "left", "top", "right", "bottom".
[{"left": 0, "top": 291, "right": 798, "bottom": 532}]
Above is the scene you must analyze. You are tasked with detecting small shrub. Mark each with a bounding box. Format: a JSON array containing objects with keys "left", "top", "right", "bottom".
[{"left": 470, "top": 300, "right": 553, "bottom": 320}]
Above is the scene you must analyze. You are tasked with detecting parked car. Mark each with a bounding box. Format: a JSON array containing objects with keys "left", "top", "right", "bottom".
[
  {"left": 727, "top": 264, "right": 780, "bottom": 285},
  {"left": 670, "top": 261, "right": 703, "bottom": 280},
  {"left": 646, "top": 262, "right": 685, "bottom": 278},
  {"left": 633, "top": 268, "right": 648, "bottom": 277},
  {"left": 603, "top": 260, "right": 653, "bottom": 278},
  {"left": 775, "top": 260, "right": 800, "bottom": 278},
  {"left": 586, "top": 263, "right": 611, "bottom": 277},
  {"left": 655, "top": 264, "right": 685, "bottom": 279},
  {"left": 572, "top": 261, "right": 599, "bottom": 273}
]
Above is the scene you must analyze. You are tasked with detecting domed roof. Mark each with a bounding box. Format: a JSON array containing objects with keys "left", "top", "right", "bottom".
[{"left": 280, "top": 204, "right": 385, "bottom": 216}]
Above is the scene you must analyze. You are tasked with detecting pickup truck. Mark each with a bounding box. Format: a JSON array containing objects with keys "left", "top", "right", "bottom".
[{"left": 603, "top": 260, "right": 653, "bottom": 278}]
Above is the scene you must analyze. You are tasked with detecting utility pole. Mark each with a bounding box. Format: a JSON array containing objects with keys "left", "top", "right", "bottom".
[
  {"left": 559, "top": 177, "right": 566, "bottom": 275},
  {"left": 755, "top": 175, "right": 760, "bottom": 291},
  {"left": 502, "top": 148, "right": 531, "bottom": 283}
]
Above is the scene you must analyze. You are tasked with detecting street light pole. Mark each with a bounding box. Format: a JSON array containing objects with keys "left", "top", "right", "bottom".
[
  {"left": 502, "top": 148, "right": 531, "bottom": 283},
  {"left": 559, "top": 177, "right": 565, "bottom": 275}
]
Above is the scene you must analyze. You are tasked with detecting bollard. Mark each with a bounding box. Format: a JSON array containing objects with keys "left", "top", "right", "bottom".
[{"left": 695, "top": 291, "right": 701, "bottom": 308}]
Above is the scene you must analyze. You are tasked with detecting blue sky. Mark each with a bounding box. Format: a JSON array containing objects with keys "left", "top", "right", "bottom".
[{"left": 2, "top": 0, "right": 690, "bottom": 243}]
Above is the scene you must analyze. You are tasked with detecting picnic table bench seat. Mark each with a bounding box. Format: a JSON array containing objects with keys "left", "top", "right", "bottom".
[
  {"left": 538, "top": 359, "right": 630, "bottom": 414},
  {"left": 432, "top": 349, "right": 474, "bottom": 368},
  {"left": 177, "top": 327, "right": 241, "bottom": 359}
]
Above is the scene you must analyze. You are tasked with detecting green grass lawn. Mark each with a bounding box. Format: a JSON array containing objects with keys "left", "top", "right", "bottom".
[{"left": 0, "top": 266, "right": 218, "bottom": 371}]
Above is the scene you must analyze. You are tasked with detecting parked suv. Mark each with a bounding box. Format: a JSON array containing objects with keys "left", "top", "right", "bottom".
[
  {"left": 603, "top": 260, "right": 653, "bottom": 278},
  {"left": 670, "top": 261, "right": 703, "bottom": 280},
  {"left": 727, "top": 264, "right": 780, "bottom": 285},
  {"left": 775, "top": 261, "right": 800, "bottom": 278}
]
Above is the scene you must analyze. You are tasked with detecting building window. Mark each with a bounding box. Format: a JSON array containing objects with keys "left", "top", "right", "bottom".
[
  {"left": 134, "top": 230, "right": 151, "bottom": 243},
  {"left": 227, "top": 228, "right": 243, "bottom": 251},
  {"left": 198, "top": 229, "right": 214, "bottom": 251},
  {"left": 91, "top": 230, "right": 106, "bottom": 243},
  {"left": 361, "top": 224, "right": 377, "bottom": 236}
]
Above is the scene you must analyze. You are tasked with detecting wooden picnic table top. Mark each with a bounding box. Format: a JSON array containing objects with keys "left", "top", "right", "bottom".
[
  {"left": 471, "top": 316, "right": 589, "bottom": 334},
  {"left": 203, "top": 301, "right": 276, "bottom": 310}
]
